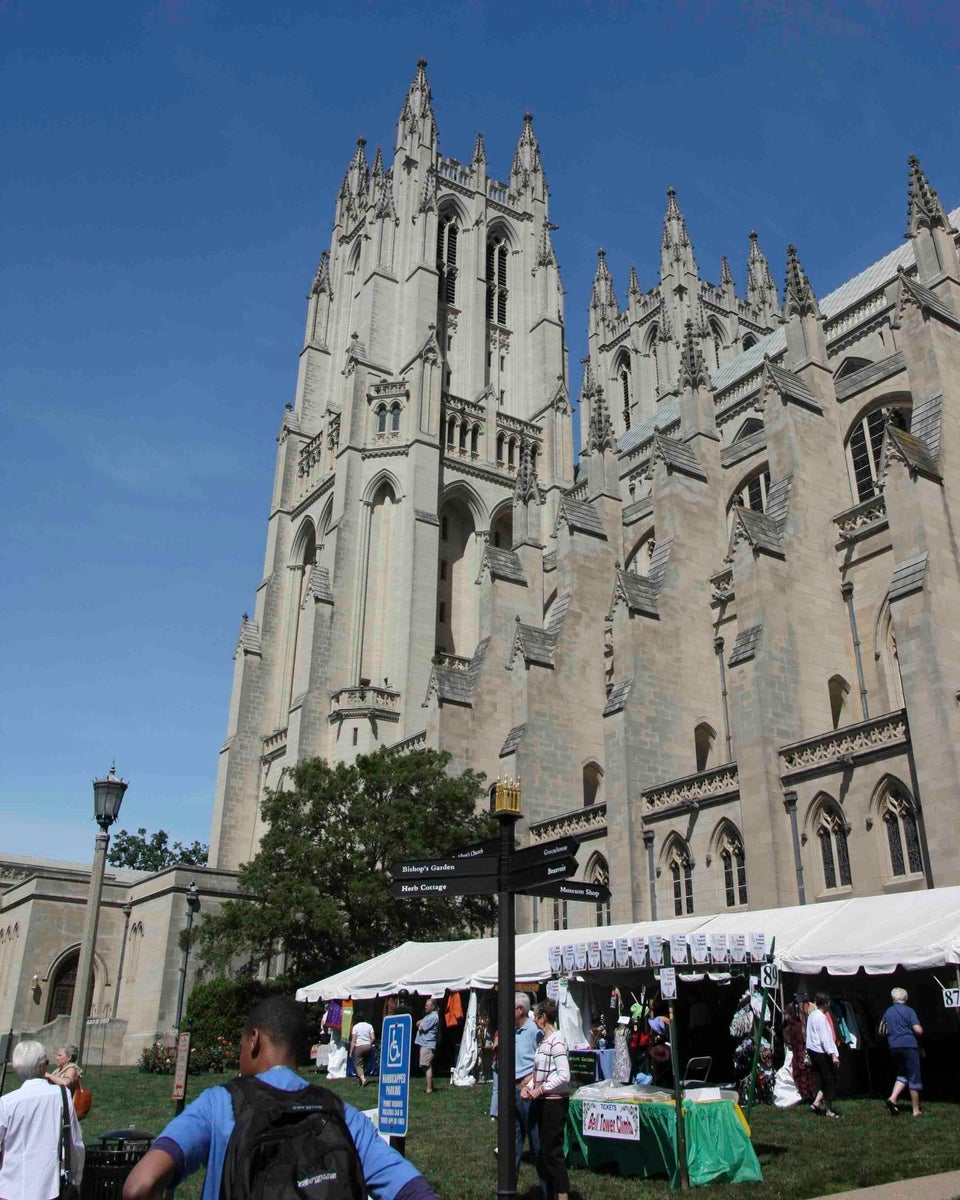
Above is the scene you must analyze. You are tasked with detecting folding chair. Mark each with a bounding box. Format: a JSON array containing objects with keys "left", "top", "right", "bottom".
[{"left": 680, "top": 1055, "right": 712, "bottom": 1087}]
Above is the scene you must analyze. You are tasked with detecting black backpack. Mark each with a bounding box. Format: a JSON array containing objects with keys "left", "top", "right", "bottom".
[{"left": 220, "top": 1077, "right": 366, "bottom": 1200}]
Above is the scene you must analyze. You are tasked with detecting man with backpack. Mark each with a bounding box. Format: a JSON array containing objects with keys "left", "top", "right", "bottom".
[{"left": 122, "top": 996, "right": 439, "bottom": 1200}]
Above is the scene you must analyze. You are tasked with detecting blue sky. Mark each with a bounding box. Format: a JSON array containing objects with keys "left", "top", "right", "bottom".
[{"left": 3, "top": 0, "right": 959, "bottom": 859}]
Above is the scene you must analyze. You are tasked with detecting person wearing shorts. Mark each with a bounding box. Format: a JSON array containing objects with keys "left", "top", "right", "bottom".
[{"left": 415, "top": 998, "right": 439, "bottom": 1094}]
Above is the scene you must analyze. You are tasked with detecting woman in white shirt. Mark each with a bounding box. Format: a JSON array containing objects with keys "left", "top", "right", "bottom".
[
  {"left": 804, "top": 993, "right": 841, "bottom": 1119},
  {"left": 0, "top": 1040, "right": 84, "bottom": 1200},
  {"left": 349, "top": 1019, "right": 376, "bottom": 1087},
  {"left": 520, "top": 999, "right": 571, "bottom": 1200}
]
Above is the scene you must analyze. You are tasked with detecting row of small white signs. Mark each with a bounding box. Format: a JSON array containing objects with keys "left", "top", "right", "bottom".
[{"left": 548, "top": 932, "right": 768, "bottom": 974}]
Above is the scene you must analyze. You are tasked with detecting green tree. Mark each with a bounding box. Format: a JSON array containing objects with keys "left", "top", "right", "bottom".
[
  {"left": 107, "top": 826, "right": 209, "bottom": 871},
  {"left": 195, "top": 749, "right": 495, "bottom": 981}
]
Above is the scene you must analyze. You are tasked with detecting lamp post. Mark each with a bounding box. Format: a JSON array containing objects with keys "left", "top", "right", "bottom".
[
  {"left": 174, "top": 881, "right": 201, "bottom": 1031},
  {"left": 70, "top": 764, "right": 128, "bottom": 1062}
]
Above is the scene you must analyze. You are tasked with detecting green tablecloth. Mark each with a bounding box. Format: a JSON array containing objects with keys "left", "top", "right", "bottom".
[{"left": 566, "top": 1098, "right": 763, "bottom": 1188}]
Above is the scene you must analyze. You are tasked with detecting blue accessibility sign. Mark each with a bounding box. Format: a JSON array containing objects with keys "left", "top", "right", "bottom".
[{"left": 377, "top": 1013, "right": 412, "bottom": 1137}]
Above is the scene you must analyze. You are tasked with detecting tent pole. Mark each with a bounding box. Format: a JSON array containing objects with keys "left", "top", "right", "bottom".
[
  {"left": 664, "top": 944, "right": 689, "bottom": 1191},
  {"left": 495, "top": 803, "right": 520, "bottom": 1200},
  {"left": 745, "top": 936, "right": 776, "bottom": 1121}
]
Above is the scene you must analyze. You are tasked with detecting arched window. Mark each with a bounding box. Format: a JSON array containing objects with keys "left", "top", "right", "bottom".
[
  {"left": 470, "top": 425, "right": 479, "bottom": 456},
  {"left": 588, "top": 854, "right": 612, "bottom": 927},
  {"left": 710, "top": 321, "right": 724, "bottom": 370},
  {"left": 436, "top": 495, "right": 480, "bottom": 657},
  {"left": 626, "top": 530, "right": 656, "bottom": 576},
  {"left": 828, "top": 675, "right": 851, "bottom": 730},
  {"left": 459, "top": 421, "right": 467, "bottom": 451},
  {"left": 877, "top": 780, "right": 923, "bottom": 878},
  {"left": 486, "top": 234, "right": 509, "bottom": 326},
  {"left": 436, "top": 212, "right": 459, "bottom": 305},
  {"left": 716, "top": 826, "right": 748, "bottom": 908},
  {"left": 376, "top": 406, "right": 387, "bottom": 434},
  {"left": 583, "top": 762, "right": 603, "bottom": 807},
  {"left": 390, "top": 403, "right": 401, "bottom": 433},
  {"left": 490, "top": 507, "right": 513, "bottom": 550},
  {"left": 446, "top": 415, "right": 456, "bottom": 448},
  {"left": 496, "top": 434, "right": 505, "bottom": 464},
  {"left": 733, "top": 417, "right": 764, "bottom": 443},
  {"left": 507, "top": 438, "right": 516, "bottom": 468},
  {"left": 46, "top": 950, "right": 80, "bottom": 1022},
  {"left": 666, "top": 839, "right": 694, "bottom": 916},
  {"left": 732, "top": 466, "right": 771, "bottom": 513},
  {"left": 694, "top": 722, "right": 716, "bottom": 773},
  {"left": 814, "top": 798, "right": 852, "bottom": 891},
  {"left": 742, "top": 334, "right": 758, "bottom": 351},
  {"left": 846, "top": 402, "right": 911, "bottom": 503},
  {"left": 617, "top": 356, "right": 632, "bottom": 429},
  {"left": 644, "top": 325, "right": 661, "bottom": 395}
]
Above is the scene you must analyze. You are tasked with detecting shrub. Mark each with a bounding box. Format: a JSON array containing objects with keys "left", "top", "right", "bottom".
[{"left": 138, "top": 1040, "right": 177, "bottom": 1074}]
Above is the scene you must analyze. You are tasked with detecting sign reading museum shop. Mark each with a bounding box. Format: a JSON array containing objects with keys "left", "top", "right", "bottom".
[{"left": 582, "top": 1100, "right": 641, "bottom": 1141}]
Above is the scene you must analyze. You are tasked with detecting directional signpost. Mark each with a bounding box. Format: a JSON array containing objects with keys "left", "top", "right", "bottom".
[{"left": 388, "top": 789, "right": 610, "bottom": 1200}]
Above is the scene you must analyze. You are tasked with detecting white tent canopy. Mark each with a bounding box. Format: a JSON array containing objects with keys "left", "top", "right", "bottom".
[{"left": 295, "top": 886, "right": 960, "bottom": 1002}]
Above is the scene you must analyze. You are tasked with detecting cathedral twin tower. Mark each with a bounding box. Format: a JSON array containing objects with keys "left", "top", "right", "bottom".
[{"left": 210, "top": 63, "right": 960, "bottom": 928}]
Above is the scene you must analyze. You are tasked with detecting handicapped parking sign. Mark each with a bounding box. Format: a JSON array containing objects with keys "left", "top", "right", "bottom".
[{"left": 378, "top": 1014, "right": 412, "bottom": 1137}]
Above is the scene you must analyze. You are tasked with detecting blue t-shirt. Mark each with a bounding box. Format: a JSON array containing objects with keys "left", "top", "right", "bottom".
[
  {"left": 882, "top": 1004, "right": 920, "bottom": 1048},
  {"left": 155, "top": 1066, "right": 422, "bottom": 1200},
  {"left": 515, "top": 1017, "right": 542, "bottom": 1080},
  {"left": 415, "top": 1010, "right": 438, "bottom": 1049}
]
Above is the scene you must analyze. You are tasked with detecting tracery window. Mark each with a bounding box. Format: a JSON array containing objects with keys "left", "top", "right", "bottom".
[
  {"left": 668, "top": 840, "right": 694, "bottom": 916},
  {"left": 618, "top": 358, "right": 631, "bottom": 429},
  {"left": 718, "top": 829, "right": 748, "bottom": 908},
  {"left": 588, "top": 855, "right": 612, "bottom": 927},
  {"left": 376, "top": 406, "right": 387, "bottom": 435},
  {"left": 486, "top": 235, "right": 508, "bottom": 326},
  {"left": 817, "top": 803, "right": 852, "bottom": 890},
  {"left": 732, "top": 467, "right": 770, "bottom": 513},
  {"left": 390, "top": 403, "right": 401, "bottom": 433},
  {"left": 881, "top": 785, "right": 923, "bottom": 878},
  {"left": 847, "top": 403, "right": 911, "bottom": 503},
  {"left": 436, "top": 213, "right": 459, "bottom": 305}
]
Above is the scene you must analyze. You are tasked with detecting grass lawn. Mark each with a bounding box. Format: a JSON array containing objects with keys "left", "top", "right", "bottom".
[{"left": 5, "top": 1068, "right": 959, "bottom": 1198}]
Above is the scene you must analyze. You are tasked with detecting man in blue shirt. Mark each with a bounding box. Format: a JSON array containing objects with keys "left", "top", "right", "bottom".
[
  {"left": 122, "top": 996, "right": 438, "bottom": 1200},
  {"left": 414, "top": 998, "right": 439, "bottom": 1094},
  {"left": 513, "top": 992, "right": 543, "bottom": 1176}
]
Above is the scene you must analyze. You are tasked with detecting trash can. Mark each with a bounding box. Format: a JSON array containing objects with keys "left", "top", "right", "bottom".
[{"left": 80, "top": 1130, "right": 155, "bottom": 1200}]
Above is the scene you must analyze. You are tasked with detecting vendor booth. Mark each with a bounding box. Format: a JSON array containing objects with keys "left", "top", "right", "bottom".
[{"left": 297, "top": 887, "right": 960, "bottom": 1186}]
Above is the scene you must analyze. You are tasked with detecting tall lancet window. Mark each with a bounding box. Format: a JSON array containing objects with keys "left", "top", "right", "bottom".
[
  {"left": 617, "top": 356, "right": 632, "bottom": 429},
  {"left": 846, "top": 401, "right": 911, "bottom": 503},
  {"left": 436, "top": 212, "right": 459, "bottom": 305},
  {"left": 360, "top": 482, "right": 399, "bottom": 687},
  {"left": 666, "top": 838, "right": 694, "bottom": 916},
  {"left": 486, "top": 235, "right": 508, "bottom": 326}
]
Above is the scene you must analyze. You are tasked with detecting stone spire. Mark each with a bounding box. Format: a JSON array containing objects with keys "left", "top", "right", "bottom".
[
  {"left": 628, "top": 265, "right": 641, "bottom": 298},
  {"left": 514, "top": 440, "right": 544, "bottom": 505},
  {"left": 397, "top": 58, "right": 437, "bottom": 153},
  {"left": 590, "top": 249, "right": 618, "bottom": 333},
  {"left": 587, "top": 385, "right": 617, "bottom": 455},
  {"left": 347, "top": 137, "right": 368, "bottom": 200},
  {"left": 535, "top": 221, "right": 557, "bottom": 269},
  {"left": 310, "top": 251, "right": 331, "bottom": 297},
  {"left": 720, "top": 255, "right": 733, "bottom": 287},
  {"left": 660, "top": 187, "right": 698, "bottom": 280},
  {"left": 472, "top": 132, "right": 486, "bottom": 165},
  {"left": 678, "top": 318, "right": 711, "bottom": 392},
  {"left": 510, "top": 112, "right": 544, "bottom": 197},
  {"left": 746, "top": 231, "right": 780, "bottom": 326},
  {"left": 905, "top": 155, "right": 959, "bottom": 286},
  {"left": 782, "top": 244, "right": 821, "bottom": 320}
]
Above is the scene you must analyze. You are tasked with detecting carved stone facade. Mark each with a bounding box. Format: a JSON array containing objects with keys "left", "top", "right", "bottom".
[{"left": 209, "top": 66, "right": 960, "bottom": 935}]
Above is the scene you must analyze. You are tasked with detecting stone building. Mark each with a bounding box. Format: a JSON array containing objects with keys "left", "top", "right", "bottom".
[
  {"left": 4, "top": 64, "right": 959, "bottom": 1061},
  {"left": 210, "top": 62, "right": 960, "bottom": 931}
]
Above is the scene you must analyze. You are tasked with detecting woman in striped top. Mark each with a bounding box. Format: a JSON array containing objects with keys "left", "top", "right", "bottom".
[{"left": 520, "top": 999, "right": 571, "bottom": 1200}]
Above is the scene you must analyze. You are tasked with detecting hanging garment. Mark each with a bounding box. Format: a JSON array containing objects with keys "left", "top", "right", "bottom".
[
  {"left": 613, "top": 1023, "right": 632, "bottom": 1084},
  {"left": 326, "top": 1030, "right": 348, "bottom": 1080},
  {"left": 325, "top": 999, "right": 343, "bottom": 1029},
  {"left": 341, "top": 1000, "right": 354, "bottom": 1040},
  {"left": 774, "top": 1048, "right": 802, "bottom": 1107},
  {"left": 445, "top": 991, "right": 464, "bottom": 1027}
]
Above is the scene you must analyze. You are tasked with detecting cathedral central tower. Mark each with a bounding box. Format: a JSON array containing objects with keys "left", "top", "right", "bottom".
[{"left": 210, "top": 62, "right": 573, "bottom": 869}]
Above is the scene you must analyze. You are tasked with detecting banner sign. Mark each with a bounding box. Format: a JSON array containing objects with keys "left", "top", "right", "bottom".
[
  {"left": 582, "top": 1100, "right": 641, "bottom": 1141},
  {"left": 615, "top": 937, "right": 631, "bottom": 968},
  {"left": 689, "top": 932, "right": 710, "bottom": 965},
  {"left": 749, "top": 933, "right": 767, "bottom": 963},
  {"left": 648, "top": 935, "right": 664, "bottom": 966},
  {"left": 600, "top": 940, "right": 615, "bottom": 969},
  {"left": 574, "top": 943, "right": 588, "bottom": 971},
  {"left": 729, "top": 933, "right": 747, "bottom": 963},
  {"left": 630, "top": 936, "right": 647, "bottom": 967},
  {"left": 548, "top": 944, "right": 562, "bottom": 974},
  {"left": 669, "top": 934, "right": 689, "bottom": 965},
  {"left": 710, "top": 933, "right": 729, "bottom": 963},
  {"left": 171, "top": 1032, "right": 191, "bottom": 1101},
  {"left": 546, "top": 980, "right": 559, "bottom": 1001},
  {"left": 587, "top": 940, "right": 601, "bottom": 970}
]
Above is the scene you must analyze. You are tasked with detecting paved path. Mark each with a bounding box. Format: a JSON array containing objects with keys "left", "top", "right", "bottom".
[{"left": 811, "top": 1171, "right": 960, "bottom": 1200}]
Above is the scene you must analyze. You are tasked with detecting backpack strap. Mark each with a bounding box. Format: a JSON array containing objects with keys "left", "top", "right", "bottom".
[{"left": 59, "top": 1084, "right": 72, "bottom": 1182}]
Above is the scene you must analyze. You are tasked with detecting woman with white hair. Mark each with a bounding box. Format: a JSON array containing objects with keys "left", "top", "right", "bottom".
[
  {"left": 45, "top": 1042, "right": 82, "bottom": 1096},
  {"left": 881, "top": 987, "right": 924, "bottom": 1116},
  {"left": 0, "top": 1040, "right": 85, "bottom": 1199}
]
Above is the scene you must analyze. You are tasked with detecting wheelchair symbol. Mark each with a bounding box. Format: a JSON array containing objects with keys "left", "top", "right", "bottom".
[{"left": 387, "top": 1024, "right": 404, "bottom": 1067}]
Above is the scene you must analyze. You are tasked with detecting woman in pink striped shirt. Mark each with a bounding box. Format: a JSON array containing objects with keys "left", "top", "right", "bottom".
[{"left": 520, "top": 999, "right": 571, "bottom": 1200}]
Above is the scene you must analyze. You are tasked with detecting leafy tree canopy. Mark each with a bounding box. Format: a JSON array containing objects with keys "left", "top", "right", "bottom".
[
  {"left": 107, "top": 826, "right": 209, "bottom": 872},
  {"left": 195, "top": 749, "right": 495, "bottom": 982}
]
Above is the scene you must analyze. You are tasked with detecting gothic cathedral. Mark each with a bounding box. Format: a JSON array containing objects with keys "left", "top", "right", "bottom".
[{"left": 210, "top": 61, "right": 960, "bottom": 930}]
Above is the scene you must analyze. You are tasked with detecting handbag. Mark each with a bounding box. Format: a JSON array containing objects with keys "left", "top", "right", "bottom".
[
  {"left": 58, "top": 1086, "right": 80, "bottom": 1200},
  {"left": 73, "top": 1085, "right": 93, "bottom": 1120}
]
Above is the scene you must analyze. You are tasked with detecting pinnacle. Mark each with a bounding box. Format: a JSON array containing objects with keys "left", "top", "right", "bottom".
[
  {"left": 678, "top": 317, "right": 710, "bottom": 391},
  {"left": 628, "top": 265, "right": 641, "bottom": 295},
  {"left": 783, "top": 243, "right": 819, "bottom": 319},
  {"left": 720, "top": 254, "right": 733, "bottom": 286},
  {"left": 472, "top": 132, "right": 486, "bottom": 164},
  {"left": 665, "top": 187, "right": 682, "bottom": 221},
  {"left": 906, "top": 153, "right": 950, "bottom": 235}
]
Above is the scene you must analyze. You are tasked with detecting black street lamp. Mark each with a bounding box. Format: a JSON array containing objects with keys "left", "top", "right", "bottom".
[{"left": 71, "top": 764, "right": 128, "bottom": 1061}]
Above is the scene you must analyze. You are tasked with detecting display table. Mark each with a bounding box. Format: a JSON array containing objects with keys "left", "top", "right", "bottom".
[{"left": 566, "top": 1097, "right": 762, "bottom": 1188}]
